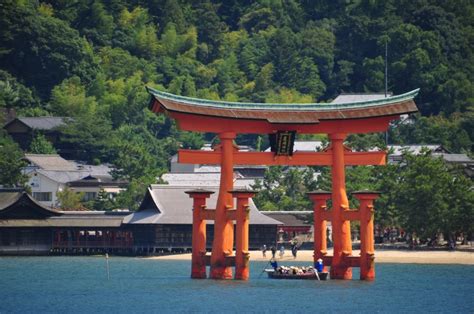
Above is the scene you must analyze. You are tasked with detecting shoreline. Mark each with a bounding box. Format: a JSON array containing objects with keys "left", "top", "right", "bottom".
[{"left": 147, "top": 249, "right": 474, "bottom": 265}]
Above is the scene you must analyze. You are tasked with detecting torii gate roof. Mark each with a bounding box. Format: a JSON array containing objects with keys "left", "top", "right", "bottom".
[{"left": 147, "top": 87, "right": 419, "bottom": 124}]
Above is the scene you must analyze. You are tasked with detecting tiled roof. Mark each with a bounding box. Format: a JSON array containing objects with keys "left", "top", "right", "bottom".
[
  {"left": 37, "top": 169, "right": 87, "bottom": 184},
  {"left": 162, "top": 172, "right": 222, "bottom": 186},
  {"left": 24, "top": 156, "right": 118, "bottom": 184},
  {"left": 262, "top": 211, "right": 313, "bottom": 227},
  {"left": 433, "top": 153, "right": 473, "bottom": 163},
  {"left": 123, "top": 185, "right": 281, "bottom": 225},
  {"left": 331, "top": 93, "right": 392, "bottom": 104},
  {"left": 25, "top": 154, "right": 77, "bottom": 171},
  {"left": 4, "top": 117, "right": 67, "bottom": 130},
  {"left": 194, "top": 166, "right": 222, "bottom": 172},
  {"left": 388, "top": 145, "right": 445, "bottom": 155},
  {"left": 0, "top": 216, "right": 124, "bottom": 227},
  {"left": 0, "top": 190, "right": 61, "bottom": 217},
  {"left": 75, "top": 164, "right": 114, "bottom": 176},
  {"left": 67, "top": 175, "right": 127, "bottom": 187},
  {"left": 148, "top": 87, "right": 419, "bottom": 123},
  {"left": 0, "top": 190, "right": 129, "bottom": 226},
  {"left": 161, "top": 172, "right": 253, "bottom": 188},
  {"left": 0, "top": 190, "right": 23, "bottom": 209}
]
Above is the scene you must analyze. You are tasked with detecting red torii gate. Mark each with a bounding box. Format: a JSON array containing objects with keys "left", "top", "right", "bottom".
[{"left": 147, "top": 87, "right": 419, "bottom": 280}]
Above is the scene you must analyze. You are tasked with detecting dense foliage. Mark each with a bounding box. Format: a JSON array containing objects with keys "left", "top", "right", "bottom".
[
  {"left": 0, "top": 1, "right": 472, "bottom": 220},
  {"left": 252, "top": 152, "right": 474, "bottom": 244},
  {"left": 0, "top": 130, "right": 28, "bottom": 187}
]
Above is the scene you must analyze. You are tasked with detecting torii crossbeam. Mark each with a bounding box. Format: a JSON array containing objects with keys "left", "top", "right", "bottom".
[{"left": 147, "top": 87, "right": 419, "bottom": 280}]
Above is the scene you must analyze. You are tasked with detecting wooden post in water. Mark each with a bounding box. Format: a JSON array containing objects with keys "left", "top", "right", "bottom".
[
  {"left": 105, "top": 253, "right": 110, "bottom": 280},
  {"left": 186, "top": 189, "right": 214, "bottom": 279},
  {"left": 353, "top": 191, "right": 380, "bottom": 281},
  {"left": 307, "top": 190, "right": 331, "bottom": 272},
  {"left": 231, "top": 189, "right": 257, "bottom": 280}
]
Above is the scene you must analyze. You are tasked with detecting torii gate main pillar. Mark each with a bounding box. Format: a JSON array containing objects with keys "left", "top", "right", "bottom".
[
  {"left": 330, "top": 133, "right": 352, "bottom": 279},
  {"left": 210, "top": 132, "right": 236, "bottom": 279}
]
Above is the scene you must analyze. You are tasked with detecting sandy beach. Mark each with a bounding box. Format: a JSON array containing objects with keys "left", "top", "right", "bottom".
[{"left": 148, "top": 249, "right": 474, "bottom": 265}]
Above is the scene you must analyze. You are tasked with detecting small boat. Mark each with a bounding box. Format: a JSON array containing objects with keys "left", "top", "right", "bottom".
[{"left": 265, "top": 268, "right": 329, "bottom": 280}]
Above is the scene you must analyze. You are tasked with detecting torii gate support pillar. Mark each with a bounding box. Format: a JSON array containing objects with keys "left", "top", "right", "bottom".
[
  {"left": 186, "top": 189, "right": 214, "bottom": 279},
  {"left": 308, "top": 191, "right": 331, "bottom": 272},
  {"left": 353, "top": 191, "right": 380, "bottom": 281},
  {"left": 231, "top": 189, "right": 256, "bottom": 280}
]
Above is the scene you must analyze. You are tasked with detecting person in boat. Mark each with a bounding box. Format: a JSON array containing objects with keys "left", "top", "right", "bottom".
[
  {"left": 270, "top": 258, "right": 278, "bottom": 270},
  {"left": 315, "top": 258, "right": 324, "bottom": 272}
]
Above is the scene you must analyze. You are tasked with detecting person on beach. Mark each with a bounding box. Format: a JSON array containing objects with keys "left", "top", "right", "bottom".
[
  {"left": 279, "top": 245, "right": 285, "bottom": 258},
  {"left": 261, "top": 244, "right": 267, "bottom": 258},
  {"left": 291, "top": 245, "right": 298, "bottom": 259},
  {"left": 270, "top": 246, "right": 276, "bottom": 258}
]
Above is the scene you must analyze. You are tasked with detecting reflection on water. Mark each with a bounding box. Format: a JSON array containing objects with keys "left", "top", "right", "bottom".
[{"left": 0, "top": 257, "right": 472, "bottom": 313}]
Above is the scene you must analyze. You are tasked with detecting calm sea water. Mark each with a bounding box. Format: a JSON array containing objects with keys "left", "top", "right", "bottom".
[{"left": 0, "top": 257, "right": 472, "bottom": 313}]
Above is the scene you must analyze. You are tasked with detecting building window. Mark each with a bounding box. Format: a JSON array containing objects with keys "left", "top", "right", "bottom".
[
  {"left": 33, "top": 192, "right": 52, "bottom": 202},
  {"left": 31, "top": 173, "right": 40, "bottom": 188},
  {"left": 83, "top": 192, "right": 97, "bottom": 202}
]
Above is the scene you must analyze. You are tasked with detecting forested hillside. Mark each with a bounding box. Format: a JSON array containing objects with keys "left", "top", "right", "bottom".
[{"left": 0, "top": 1, "right": 473, "bottom": 213}]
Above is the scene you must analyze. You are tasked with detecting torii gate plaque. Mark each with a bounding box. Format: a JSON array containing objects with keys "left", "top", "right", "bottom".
[{"left": 147, "top": 87, "right": 419, "bottom": 280}]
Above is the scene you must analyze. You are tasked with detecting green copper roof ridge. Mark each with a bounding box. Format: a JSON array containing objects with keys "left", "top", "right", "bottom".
[{"left": 146, "top": 86, "right": 419, "bottom": 111}]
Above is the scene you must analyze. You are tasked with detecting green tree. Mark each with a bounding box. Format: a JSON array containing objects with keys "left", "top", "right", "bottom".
[
  {"left": 116, "top": 6, "right": 160, "bottom": 58},
  {"left": 239, "top": 7, "right": 276, "bottom": 33},
  {"left": 161, "top": 0, "right": 186, "bottom": 33},
  {"left": 49, "top": 76, "right": 97, "bottom": 117},
  {"left": 265, "top": 88, "right": 313, "bottom": 103},
  {"left": 447, "top": 172, "right": 474, "bottom": 243},
  {"left": 97, "top": 47, "right": 159, "bottom": 82},
  {"left": 361, "top": 56, "right": 385, "bottom": 92},
  {"left": 347, "top": 133, "right": 385, "bottom": 151},
  {"left": 194, "top": 1, "right": 228, "bottom": 62},
  {"left": 387, "top": 151, "right": 473, "bottom": 242},
  {"left": 0, "top": 2, "right": 97, "bottom": 99},
  {"left": 212, "top": 53, "right": 245, "bottom": 96},
  {"left": 0, "top": 70, "right": 40, "bottom": 110},
  {"left": 293, "top": 56, "right": 325, "bottom": 98},
  {"left": 252, "top": 166, "right": 316, "bottom": 211},
  {"left": 0, "top": 131, "right": 28, "bottom": 187},
  {"left": 59, "top": 114, "right": 112, "bottom": 164},
  {"left": 56, "top": 188, "right": 85, "bottom": 211},
  {"left": 374, "top": 163, "right": 402, "bottom": 229},
  {"left": 114, "top": 176, "right": 155, "bottom": 211},
  {"left": 238, "top": 33, "right": 271, "bottom": 81},
  {"left": 91, "top": 188, "right": 116, "bottom": 211},
  {"left": 254, "top": 63, "right": 274, "bottom": 92},
  {"left": 78, "top": 0, "right": 115, "bottom": 46},
  {"left": 269, "top": 27, "right": 299, "bottom": 89},
  {"left": 109, "top": 124, "right": 175, "bottom": 180},
  {"left": 100, "top": 71, "right": 155, "bottom": 128},
  {"left": 29, "top": 134, "right": 57, "bottom": 154},
  {"left": 390, "top": 114, "right": 472, "bottom": 153},
  {"left": 0, "top": 80, "right": 19, "bottom": 114},
  {"left": 300, "top": 21, "right": 336, "bottom": 87}
]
